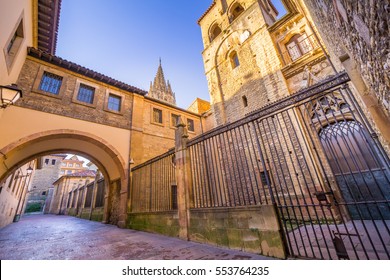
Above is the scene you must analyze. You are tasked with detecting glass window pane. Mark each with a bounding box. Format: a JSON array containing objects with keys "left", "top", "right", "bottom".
[
  {"left": 77, "top": 84, "right": 95, "bottom": 104},
  {"left": 108, "top": 94, "right": 121, "bottom": 111},
  {"left": 39, "top": 72, "right": 63, "bottom": 95}
]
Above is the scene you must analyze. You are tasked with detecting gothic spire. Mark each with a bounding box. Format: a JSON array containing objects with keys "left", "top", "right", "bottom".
[{"left": 147, "top": 59, "right": 176, "bottom": 105}]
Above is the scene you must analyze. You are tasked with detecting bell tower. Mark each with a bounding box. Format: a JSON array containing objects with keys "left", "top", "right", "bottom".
[{"left": 198, "top": 0, "right": 289, "bottom": 126}]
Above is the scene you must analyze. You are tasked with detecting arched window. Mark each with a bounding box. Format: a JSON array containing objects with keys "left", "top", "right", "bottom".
[
  {"left": 319, "top": 121, "right": 381, "bottom": 175},
  {"left": 209, "top": 24, "right": 222, "bottom": 42},
  {"left": 230, "top": 51, "right": 240, "bottom": 69},
  {"left": 229, "top": 3, "right": 244, "bottom": 22},
  {"left": 285, "top": 33, "right": 314, "bottom": 61}
]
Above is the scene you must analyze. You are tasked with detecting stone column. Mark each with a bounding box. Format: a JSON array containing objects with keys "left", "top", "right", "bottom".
[
  {"left": 80, "top": 180, "right": 87, "bottom": 218},
  {"left": 175, "top": 117, "right": 193, "bottom": 240},
  {"left": 89, "top": 171, "right": 100, "bottom": 220}
]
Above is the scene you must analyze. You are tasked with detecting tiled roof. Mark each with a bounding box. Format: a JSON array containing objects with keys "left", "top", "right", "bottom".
[
  {"left": 37, "top": 0, "right": 62, "bottom": 54},
  {"left": 28, "top": 47, "right": 147, "bottom": 96},
  {"left": 53, "top": 170, "right": 96, "bottom": 185},
  {"left": 68, "top": 170, "right": 96, "bottom": 177},
  {"left": 197, "top": 1, "right": 216, "bottom": 24}
]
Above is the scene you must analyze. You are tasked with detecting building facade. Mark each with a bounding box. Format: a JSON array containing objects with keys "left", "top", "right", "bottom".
[
  {"left": 24, "top": 154, "right": 66, "bottom": 213},
  {"left": 60, "top": 155, "right": 87, "bottom": 176},
  {"left": 0, "top": 161, "right": 35, "bottom": 228},
  {"left": 48, "top": 170, "right": 96, "bottom": 215}
]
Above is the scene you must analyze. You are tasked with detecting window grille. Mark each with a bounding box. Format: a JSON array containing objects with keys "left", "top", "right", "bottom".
[
  {"left": 39, "top": 72, "right": 63, "bottom": 95},
  {"left": 77, "top": 84, "right": 95, "bottom": 104}
]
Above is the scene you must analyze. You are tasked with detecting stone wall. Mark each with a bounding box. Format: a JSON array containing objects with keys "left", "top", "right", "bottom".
[
  {"left": 126, "top": 205, "right": 286, "bottom": 259},
  {"left": 189, "top": 206, "right": 286, "bottom": 258},
  {"left": 18, "top": 57, "right": 134, "bottom": 130},
  {"left": 130, "top": 96, "right": 203, "bottom": 165},
  {"left": 127, "top": 211, "right": 180, "bottom": 237},
  {"left": 302, "top": 0, "right": 389, "bottom": 116}
]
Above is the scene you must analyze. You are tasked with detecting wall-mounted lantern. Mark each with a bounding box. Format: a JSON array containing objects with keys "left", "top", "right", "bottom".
[{"left": 0, "top": 84, "right": 22, "bottom": 109}]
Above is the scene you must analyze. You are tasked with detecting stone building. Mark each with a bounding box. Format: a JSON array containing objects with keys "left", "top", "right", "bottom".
[
  {"left": 48, "top": 170, "right": 96, "bottom": 215},
  {"left": 198, "top": 0, "right": 335, "bottom": 126},
  {"left": 0, "top": 161, "right": 35, "bottom": 228},
  {"left": 301, "top": 0, "right": 390, "bottom": 151},
  {"left": 25, "top": 154, "right": 66, "bottom": 213},
  {"left": 60, "top": 155, "right": 87, "bottom": 176}
]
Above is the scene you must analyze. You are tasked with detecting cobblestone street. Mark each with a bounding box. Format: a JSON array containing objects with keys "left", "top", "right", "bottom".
[{"left": 0, "top": 214, "right": 273, "bottom": 260}]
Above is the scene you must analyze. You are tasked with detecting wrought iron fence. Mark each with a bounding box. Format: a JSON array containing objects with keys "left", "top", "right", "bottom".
[
  {"left": 84, "top": 182, "right": 94, "bottom": 208},
  {"left": 131, "top": 149, "right": 176, "bottom": 212},
  {"left": 94, "top": 178, "right": 105, "bottom": 208},
  {"left": 130, "top": 72, "right": 390, "bottom": 259}
]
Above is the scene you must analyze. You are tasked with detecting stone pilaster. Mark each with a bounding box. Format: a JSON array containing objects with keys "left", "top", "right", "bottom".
[{"left": 175, "top": 117, "right": 193, "bottom": 240}]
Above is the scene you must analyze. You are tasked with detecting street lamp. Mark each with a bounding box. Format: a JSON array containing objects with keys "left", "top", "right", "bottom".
[
  {"left": 0, "top": 84, "right": 22, "bottom": 109},
  {"left": 26, "top": 166, "right": 33, "bottom": 174}
]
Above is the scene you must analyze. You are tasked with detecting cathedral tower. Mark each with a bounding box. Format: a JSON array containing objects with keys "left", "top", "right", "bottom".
[
  {"left": 198, "top": 0, "right": 333, "bottom": 126},
  {"left": 147, "top": 59, "right": 176, "bottom": 105}
]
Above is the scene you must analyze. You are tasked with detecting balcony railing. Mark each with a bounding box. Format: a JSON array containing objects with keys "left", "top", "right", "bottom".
[{"left": 281, "top": 33, "right": 320, "bottom": 65}]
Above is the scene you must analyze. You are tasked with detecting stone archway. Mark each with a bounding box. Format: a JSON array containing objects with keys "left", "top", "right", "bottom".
[{"left": 0, "top": 129, "right": 129, "bottom": 227}]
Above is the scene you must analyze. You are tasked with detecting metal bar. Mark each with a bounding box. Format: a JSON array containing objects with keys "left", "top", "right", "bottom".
[
  {"left": 208, "top": 136, "right": 223, "bottom": 206},
  {"left": 221, "top": 131, "right": 239, "bottom": 206},
  {"left": 306, "top": 96, "right": 371, "bottom": 259},
  {"left": 213, "top": 133, "right": 229, "bottom": 206},
  {"left": 229, "top": 128, "right": 247, "bottom": 205},
  {"left": 243, "top": 122, "right": 262, "bottom": 204},
  {"left": 237, "top": 125, "right": 257, "bottom": 205},
  {"left": 276, "top": 110, "right": 330, "bottom": 259},
  {"left": 250, "top": 122, "right": 271, "bottom": 204},
  {"left": 256, "top": 119, "right": 303, "bottom": 256},
  {"left": 265, "top": 115, "right": 316, "bottom": 258}
]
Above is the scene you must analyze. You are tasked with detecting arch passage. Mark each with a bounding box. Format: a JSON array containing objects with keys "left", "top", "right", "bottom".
[{"left": 0, "top": 129, "right": 129, "bottom": 226}]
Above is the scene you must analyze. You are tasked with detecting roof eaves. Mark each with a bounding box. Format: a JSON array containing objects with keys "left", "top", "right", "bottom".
[
  {"left": 27, "top": 47, "right": 147, "bottom": 96},
  {"left": 197, "top": 1, "right": 216, "bottom": 25}
]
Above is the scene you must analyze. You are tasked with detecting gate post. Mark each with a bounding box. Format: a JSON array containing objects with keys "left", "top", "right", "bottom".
[{"left": 175, "top": 117, "right": 192, "bottom": 240}]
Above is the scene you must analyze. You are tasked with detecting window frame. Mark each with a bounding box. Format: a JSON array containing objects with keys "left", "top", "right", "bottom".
[
  {"left": 228, "top": 2, "right": 245, "bottom": 23},
  {"left": 285, "top": 33, "right": 314, "bottom": 62},
  {"left": 151, "top": 107, "right": 164, "bottom": 126},
  {"left": 209, "top": 23, "right": 222, "bottom": 43},
  {"left": 3, "top": 12, "right": 25, "bottom": 72},
  {"left": 170, "top": 113, "right": 180, "bottom": 128},
  {"left": 72, "top": 80, "right": 98, "bottom": 108},
  {"left": 187, "top": 118, "right": 195, "bottom": 133},
  {"left": 33, "top": 67, "right": 67, "bottom": 99},
  {"left": 230, "top": 51, "right": 240, "bottom": 69},
  {"left": 38, "top": 71, "right": 63, "bottom": 95},
  {"left": 103, "top": 90, "right": 125, "bottom": 115}
]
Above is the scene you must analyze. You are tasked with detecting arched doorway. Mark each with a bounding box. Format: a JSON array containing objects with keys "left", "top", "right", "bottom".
[
  {"left": 308, "top": 90, "right": 390, "bottom": 221},
  {"left": 0, "top": 129, "right": 129, "bottom": 227}
]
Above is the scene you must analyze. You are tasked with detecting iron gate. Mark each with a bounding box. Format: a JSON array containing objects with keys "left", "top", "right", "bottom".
[{"left": 260, "top": 74, "right": 390, "bottom": 260}]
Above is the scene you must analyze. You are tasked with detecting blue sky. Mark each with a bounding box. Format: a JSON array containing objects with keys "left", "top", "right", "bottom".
[{"left": 57, "top": 1, "right": 286, "bottom": 109}]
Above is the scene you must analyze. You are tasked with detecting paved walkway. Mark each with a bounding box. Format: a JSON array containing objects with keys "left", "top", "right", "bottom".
[{"left": 0, "top": 214, "right": 273, "bottom": 260}]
